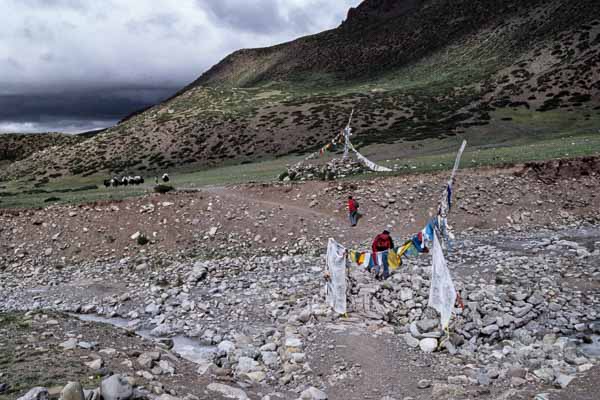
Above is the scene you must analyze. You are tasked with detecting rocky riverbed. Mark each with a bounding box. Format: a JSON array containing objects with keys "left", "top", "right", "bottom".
[{"left": 1, "top": 159, "right": 600, "bottom": 400}]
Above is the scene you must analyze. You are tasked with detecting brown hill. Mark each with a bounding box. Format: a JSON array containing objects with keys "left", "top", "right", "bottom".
[
  {"left": 2, "top": 0, "right": 600, "bottom": 182},
  {"left": 0, "top": 133, "right": 88, "bottom": 167}
]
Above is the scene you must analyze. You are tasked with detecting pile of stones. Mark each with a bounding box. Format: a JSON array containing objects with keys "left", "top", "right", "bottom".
[
  {"left": 279, "top": 158, "right": 366, "bottom": 182},
  {"left": 346, "top": 234, "right": 600, "bottom": 389}
]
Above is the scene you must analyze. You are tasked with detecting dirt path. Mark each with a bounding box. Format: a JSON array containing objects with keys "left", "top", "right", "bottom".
[{"left": 201, "top": 185, "right": 338, "bottom": 220}]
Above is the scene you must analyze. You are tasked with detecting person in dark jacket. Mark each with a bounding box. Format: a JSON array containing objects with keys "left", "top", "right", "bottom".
[
  {"left": 347, "top": 196, "right": 360, "bottom": 227},
  {"left": 371, "top": 230, "right": 395, "bottom": 280}
]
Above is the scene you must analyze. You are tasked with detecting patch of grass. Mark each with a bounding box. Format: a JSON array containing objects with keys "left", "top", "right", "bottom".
[
  {"left": 0, "top": 313, "right": 31, "bottom": 330},
  {"left": 2, "top": 127, "right": 599, "bottom": 209},
  {"left": 376, "top": 132, "right": 600, "bottom": 174}
]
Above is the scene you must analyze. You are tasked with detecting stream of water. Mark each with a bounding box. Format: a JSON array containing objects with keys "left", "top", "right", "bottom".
[{"left": 73, "top": 314, "right": 216, "bottom": 364}]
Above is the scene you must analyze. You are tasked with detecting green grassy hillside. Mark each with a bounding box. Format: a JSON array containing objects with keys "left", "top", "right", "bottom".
[{"left": 1, "top": 0, "right": 599, "bottom": 184}]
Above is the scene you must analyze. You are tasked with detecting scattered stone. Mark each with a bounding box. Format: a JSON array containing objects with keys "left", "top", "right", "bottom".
[
  {"left": 431, "top": 383, "right": 466, "bottom": 399},
  {"left": 100, "top": 375, "right": 133, "bottom": 400},
  {"left": 17, "top": 387, "right": 49, "bottom": 400},
  {"left": 300, "top": 387, "right": 328, "bottom": 400},
  {"left": 84, "top": 359, "right": 103, "bottom": 370},
  {"left": 554, "top": 374, "right": 575, "bottom": 389},
  {"left": 206, "top": 383, "right": 249, "bottom": 400},
  {"left": 419, "top": 338, "right": 438, "bottom": 353},
  {"left": 60, "top": 338, "right": 77, "bottom": 350},
  {"left": 417, "top": 380, "right": 431, "bottom": 389},
  {"left": 403, "top": 333, "right": 420, "bottom": 348}
]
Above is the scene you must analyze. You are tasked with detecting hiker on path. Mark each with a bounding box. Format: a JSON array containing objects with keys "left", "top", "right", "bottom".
[
  {"left": 347, "top": 196, "right": 360, "bottom": 227},
  {"left": 371, "top": 230, "right": 395, "bottom": 280}
]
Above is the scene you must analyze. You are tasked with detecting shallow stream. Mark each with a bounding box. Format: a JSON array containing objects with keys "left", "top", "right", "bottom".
[{"left": 73, "top": 314, "right": 217, "bottom": 364}]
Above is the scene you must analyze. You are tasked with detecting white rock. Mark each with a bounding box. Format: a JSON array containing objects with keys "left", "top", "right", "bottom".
[
  {"left": 196, "top": 360, "right": 216, "bottom": 375},
  {"left": 400, "top": 288, "right": 414, "bottom": 301},
  {"left": 60, "top": 338, "right": 77, "bottom": 350},
  {"left": 100, "top": 375, "right": 133, "bottom": 400},
  {"left": 17, "top": 387, "right": 49, "bottom": 400},
  {"left": 159, "top": 360, "right": 175, "bottom": 375},
  {"left": 554, "top": 374, "right": 575, "bottom": 389},
  {"left": 236, "top": 357, "right": 260, "bottom": 374},
  {"left": 217, "top": 340, "right": 236, "bottom": 355},
  {"left": 261, "top": 351, "right": 279, "bottom": 368},
  {"left": 285, "top": 337, "right": 303, "bottom": 349},
  {"left": 419, "top": 338, "right": 438, "bottom": 353},
  {"left": 84, "top": 359, "right": 103, "bottom": 370},
  {"left": 206, "top": 383, "right": 249, "bottom": 400},
  {"left": 300, "top": 387, "right": 328, "bottom": 400}
]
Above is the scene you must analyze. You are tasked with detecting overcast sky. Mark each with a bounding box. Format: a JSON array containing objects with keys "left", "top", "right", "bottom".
[{"left": 0, "top": 0, "right": 359, "bottom": 133}]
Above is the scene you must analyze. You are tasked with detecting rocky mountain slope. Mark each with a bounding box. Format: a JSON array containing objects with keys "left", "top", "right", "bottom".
[
  {"left": 0, "top": 133, "right": 88, "bottom": 167},
  {"left": 2, "top": 0, "right": 600, "bottom": 181}
]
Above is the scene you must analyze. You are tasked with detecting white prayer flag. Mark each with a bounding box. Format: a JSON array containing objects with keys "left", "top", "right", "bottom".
[
  {"left": 326, "top": 238, "right": 347, "bottom": 314},
  {"left": 428, "top": 231, "right": 457, "bottom": 329}
]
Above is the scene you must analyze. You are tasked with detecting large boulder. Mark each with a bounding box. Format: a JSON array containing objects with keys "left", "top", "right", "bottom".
[
  {"left": 100, "top": 375, "right": 133, "bottom": 400},
  {"left": 60, "top": 382, "right": 84, "bottom": 400},
  {"left": 17, "top": 387, "right": 49, "bottom": 400}
]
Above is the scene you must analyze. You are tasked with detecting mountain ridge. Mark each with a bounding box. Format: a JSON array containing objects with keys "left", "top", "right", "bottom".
[{"left": 2, "top": 0, "right": 599, "bottom": 182}]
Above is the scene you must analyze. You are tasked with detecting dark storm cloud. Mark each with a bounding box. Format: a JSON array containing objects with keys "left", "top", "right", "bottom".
[
  {"left": 0, "top": 87, "right": 178, "bottom": 133},
  {"left": 0, "top": 88, "right": 176, "bottom": 121},
  {"left": 1, "top": 0, "right": 359, "bottom": 133}
]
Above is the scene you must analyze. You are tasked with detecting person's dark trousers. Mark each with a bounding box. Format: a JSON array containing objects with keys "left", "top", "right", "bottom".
[
  {"left": 374, "top": 251, "right": 390, "bottom": 279},
  {"left": 349, "top": 211, "right": 358, "bottom": 226}
]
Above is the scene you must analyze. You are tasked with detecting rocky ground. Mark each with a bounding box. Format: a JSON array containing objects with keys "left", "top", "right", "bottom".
[{"left": 1, "top": 158, "right": 600, "bottom": 400}]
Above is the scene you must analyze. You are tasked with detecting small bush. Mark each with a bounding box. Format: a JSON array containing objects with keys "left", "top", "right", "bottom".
[
  {"left": 154, "top": 184, "right": 174, "bottom": 194},
  {"left": 137, "top": 234, "right": 149, "bottom": 246}
]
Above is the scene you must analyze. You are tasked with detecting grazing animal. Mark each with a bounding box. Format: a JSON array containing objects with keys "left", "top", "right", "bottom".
[
  {"left": 105, "top": 175, "right": 144, "bottom": 188},
  {"left": 162, "top": 173, "right": 170, "bottom": 183}
]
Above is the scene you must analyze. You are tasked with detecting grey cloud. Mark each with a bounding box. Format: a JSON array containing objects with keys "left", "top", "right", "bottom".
[
  {"left": 17, "top": 0, "right": 88, "bottom": 11},
  {"left": 126, "top": 13, "right": 181, "bottom": 36},
  {"left": 197, "top": 0, "right": 292, "bottom": 35},
  {"left": 40, "top": 52, "right": 55, "bottom": 63},
  {"left": 0, "top": 88, "right": 178, "bottom": 133},
  {"left": 20, "top": 19, "right": 56, "bottom": 42},
  {"left": 1, "top": 58, "right": 22, "bottom": 70},
  {"left": 0, "top": 0, "right": 360, "bottom": 133}
]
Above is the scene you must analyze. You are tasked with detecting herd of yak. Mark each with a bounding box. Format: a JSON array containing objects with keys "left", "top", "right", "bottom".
[{"left": 103, "top": 173, "right": 169, "bottom": 188}]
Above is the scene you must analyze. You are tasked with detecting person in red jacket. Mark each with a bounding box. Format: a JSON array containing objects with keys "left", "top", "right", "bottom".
[
  {"left": 347, "top": 196, "right": 360, "bottom": 227},
  {"left": 371, "top": 230, "right": 395, "bottom": 280}
]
